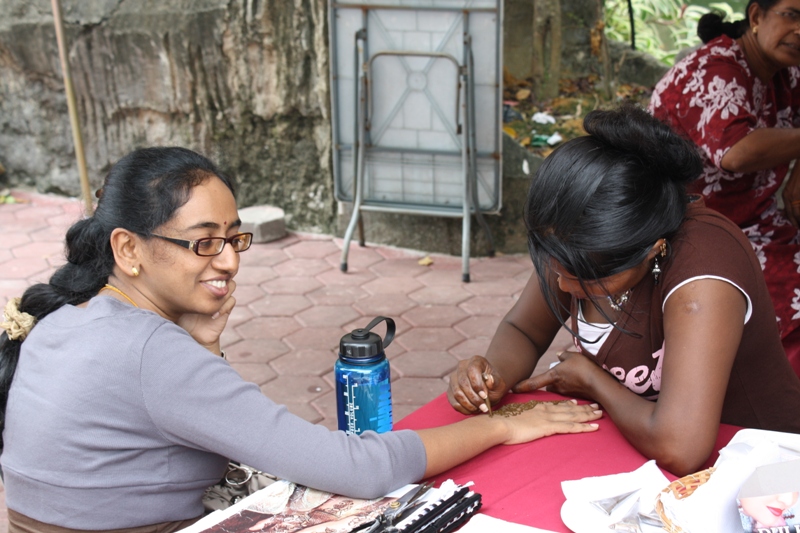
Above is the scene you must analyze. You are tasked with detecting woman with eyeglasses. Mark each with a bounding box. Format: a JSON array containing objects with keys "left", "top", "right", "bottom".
[
  {"left": 0, "top": 147, "right": 600, "bottom": 533},
  {"left": 447, "top": 105, "right": 800, "bottom": 478},
  {"left": 649, "top": 0, "right": 800, "bottom": 376}
]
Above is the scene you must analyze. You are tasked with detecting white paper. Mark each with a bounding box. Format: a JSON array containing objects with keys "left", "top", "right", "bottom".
[
  {"left": 457, "top": 513, "right": 558, "bottom": 533},
  {"left": 546, "top": 132, "right": 563, "bottom": 146},
  {"left": 561, "top": 460, "right": 668, "bottom": 505},
  {"left": 532, "top": 112, "right": 556, "bottom": 124},
  {"left": 658, "top": 429, "right": 800, "bottom": 532},
  {"left": 560, "top": 460, "right": 670, "bottom": 532}
]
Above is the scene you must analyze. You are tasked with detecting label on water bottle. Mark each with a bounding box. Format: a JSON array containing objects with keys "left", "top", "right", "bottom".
[{"left": 336, "top": 367, "right": 393, "bottom": 435}]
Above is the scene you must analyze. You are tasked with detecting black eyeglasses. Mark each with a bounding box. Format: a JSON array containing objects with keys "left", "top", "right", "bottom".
[{"left": 151, "top": 232, "right": 253, "bottom": 256}]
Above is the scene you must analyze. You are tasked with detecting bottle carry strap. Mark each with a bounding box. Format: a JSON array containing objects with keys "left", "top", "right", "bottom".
[{"left": 363, "top": 316, "right": 395, "bottom": 349}]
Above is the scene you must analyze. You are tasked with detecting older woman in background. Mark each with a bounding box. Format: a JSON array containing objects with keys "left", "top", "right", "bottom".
[{"left": 649, "top": 0, "right": 800, "bottom": 374}]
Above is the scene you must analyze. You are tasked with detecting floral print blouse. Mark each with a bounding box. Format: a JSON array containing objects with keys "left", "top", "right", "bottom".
[{"left": 650, "top": 35, "right": 800, "bottom": 340}]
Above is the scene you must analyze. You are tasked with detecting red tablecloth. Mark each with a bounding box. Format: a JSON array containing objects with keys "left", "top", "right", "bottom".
[{"left": 395, "top": 391, "right": 741, "bottom": 533}]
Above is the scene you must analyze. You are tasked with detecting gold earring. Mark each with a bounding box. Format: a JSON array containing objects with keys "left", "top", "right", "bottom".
[
  {"left": 753, "top": 25, "right": 758, "bottom": 34},
  {"left": 659, "top": 241, "right": 667, "bottom": 257},
  {"left": 131, "top": 266, "right": 139, "bottom": 277}
]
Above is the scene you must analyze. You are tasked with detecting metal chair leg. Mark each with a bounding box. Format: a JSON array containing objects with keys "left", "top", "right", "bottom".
[
  {"left": 341, "top": 203, "right": 360, "bottom": 272},
  {"left": 461, "top": 204, "right": 471, "bottom": 283},
  {"left": 341, "top": 38, "right": 368, "bottom": 273},
  {"left": 340, "top": 137, "right": 366, "bottom": 272},
  {"left": 466, "top": 42, "right": 494, "bottom": 259}
]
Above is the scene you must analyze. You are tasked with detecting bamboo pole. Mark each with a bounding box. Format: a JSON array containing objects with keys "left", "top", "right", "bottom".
[{"left": 51, "top": 0, "right": 93, "bottom": 216}]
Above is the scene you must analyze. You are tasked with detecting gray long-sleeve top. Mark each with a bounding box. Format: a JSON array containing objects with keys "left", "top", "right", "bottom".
[{"left": 1, "top": 297, "right": 426, "bottom": 530}]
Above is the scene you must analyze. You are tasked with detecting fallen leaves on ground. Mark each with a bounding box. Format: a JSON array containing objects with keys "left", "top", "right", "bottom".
[
  {"left": 502, "top": 68, "right": 653, "bottom": 158},
  {"left": 0, "top": 189, "right": 28, "bottom": 204}
]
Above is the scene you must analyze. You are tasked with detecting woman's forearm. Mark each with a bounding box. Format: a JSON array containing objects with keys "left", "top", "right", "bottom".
[
  {"left": 585, "top": 369, "right": 715, "bottom": 476},
  {"left": 482, "top": 269, "right": 568, "bottom": 388},
  {"left": 484, "top": 319, "right": 544, "bottom": 386},
  {"left": 721, "top": 128, "right": 800, "bottom": 174},
  {"left": 416, "top": 416, "right": 508, "bottom": 478}
]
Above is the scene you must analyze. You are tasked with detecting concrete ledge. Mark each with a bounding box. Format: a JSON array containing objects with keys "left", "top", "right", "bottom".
[{"left": 239, "top": 205, "right": 287, "bottom": 243}]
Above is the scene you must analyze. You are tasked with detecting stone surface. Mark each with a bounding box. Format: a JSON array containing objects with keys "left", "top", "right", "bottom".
[
  {"left": 0, "top": 0, "right": 334, "bottom": 232},
  {"left": 0, "top": 0, "right": 666, "bottom": 260},
  {"left": 608, "top": 40, "right": 671, "bottom": 88},
  {"left": 504, "top": 0, "right": 670, "bottom": 89},
  {"left": 239, "top": 205, "right": 287, "bottom": 243},
  {"left": 504, "top": 0, "right": 535, "bottom": 80}
]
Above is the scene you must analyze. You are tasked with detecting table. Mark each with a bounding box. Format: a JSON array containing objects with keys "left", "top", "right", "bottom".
[{"left": 394, "top": 391, "right": 741, "bottom": 533}]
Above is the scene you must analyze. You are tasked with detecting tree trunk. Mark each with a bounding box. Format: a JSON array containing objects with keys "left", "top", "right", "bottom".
[{"left": 532, "top": 0, "right": 562, "bottom": 101}]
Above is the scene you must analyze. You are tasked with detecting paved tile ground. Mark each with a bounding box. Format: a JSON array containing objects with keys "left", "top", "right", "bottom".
[{"left": 0, "top": 190, "right": 571, "bottom": 529}]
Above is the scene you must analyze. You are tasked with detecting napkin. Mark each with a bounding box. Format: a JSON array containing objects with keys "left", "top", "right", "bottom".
[
  {"left": 658, "top": 430, "right": 800, "bottom": 532},
  {"left": 456, "top": 513, "right": 558, "bottom": 533},
  {"left": 561, "top": 460, "right": 670, "bottom": 532}
]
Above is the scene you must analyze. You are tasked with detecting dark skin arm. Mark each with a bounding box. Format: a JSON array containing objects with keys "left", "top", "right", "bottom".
[
  {"left": 447, "top": 271, "right": 570, "bottom": 413},
  {"left": 448, "top": 271, "right": 746, "bottom": 476},
  {"left": 721, "top": 129, "right": 800, "bottom": 228},
  {"left": 782, "top": 161, "right": 800, "bottom": 228},
  {"left": 720, "top": 128, "right": 800, "bottom": 175}
]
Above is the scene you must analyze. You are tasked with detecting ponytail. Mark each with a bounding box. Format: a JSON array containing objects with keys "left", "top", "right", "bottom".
[
  {"left": 697, "top": 0, "right": 785, "bottom": 44},
  {"left": 697, "top": 12, "right": 749, "bottom": 43},
  {"left": 0, "top": 217, "right": 114, "bottom": 450}
]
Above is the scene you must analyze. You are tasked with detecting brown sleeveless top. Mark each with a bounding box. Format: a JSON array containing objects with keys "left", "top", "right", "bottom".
[{"left": 570, "top": 202, "right": 800, "bottom": 432}]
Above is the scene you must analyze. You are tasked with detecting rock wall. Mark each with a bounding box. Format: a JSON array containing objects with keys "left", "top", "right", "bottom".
[
  {"left": 0, "top": 0, "right": 335, "bottom": 231},
  {"left": 0, "top": 0, "right": 666, "bottom": 255},
  {"left": 504, "top": 0, "right": 669, "bottom": 89}
]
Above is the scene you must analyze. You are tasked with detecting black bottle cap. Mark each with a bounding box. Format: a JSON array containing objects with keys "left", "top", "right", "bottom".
[{"left": 338, "top": 316, "right": 395, "bottom": 363}]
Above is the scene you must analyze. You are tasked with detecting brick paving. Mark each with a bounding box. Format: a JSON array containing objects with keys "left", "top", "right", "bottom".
[{"left": 0, "top": 190, "right": 572, "bottom": 529}]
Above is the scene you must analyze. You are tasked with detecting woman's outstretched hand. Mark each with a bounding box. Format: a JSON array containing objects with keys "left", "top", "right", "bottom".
[
  {"left": 512, "top": 350, "right": 601, "bottom": 401},
  {"left": 418, "top": 393, "right": 601, "bottom": 478},
  {"left": 447, "top": 355, "right": 510, "bottom": 415},
  {"left": 177, "top": 280, "right": 237, "bottom": 353},
  {"left": 424, "top": 345, "right": 603, "bottom": 479},
  {"left": 499, "top": 400, "right": 602, "bottom": 445}
]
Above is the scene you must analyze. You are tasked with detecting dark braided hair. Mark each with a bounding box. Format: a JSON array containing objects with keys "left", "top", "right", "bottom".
[{"left": 0, "top": 147, "right": 234, "bottom": 450}]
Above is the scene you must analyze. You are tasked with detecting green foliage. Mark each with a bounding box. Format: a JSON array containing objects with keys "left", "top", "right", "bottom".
[{"left": 604, "top": 0, "right": 736, "bottom": 64}]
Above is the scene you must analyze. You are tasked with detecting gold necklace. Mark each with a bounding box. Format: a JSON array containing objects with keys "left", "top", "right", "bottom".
[{"left": 101, "top": 284, "right": 139, "bottom": 308}]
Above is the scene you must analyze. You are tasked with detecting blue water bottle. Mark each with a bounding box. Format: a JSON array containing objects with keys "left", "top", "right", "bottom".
[{"left": 335, "top": 316, "right": 395, "bottom": 435}]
